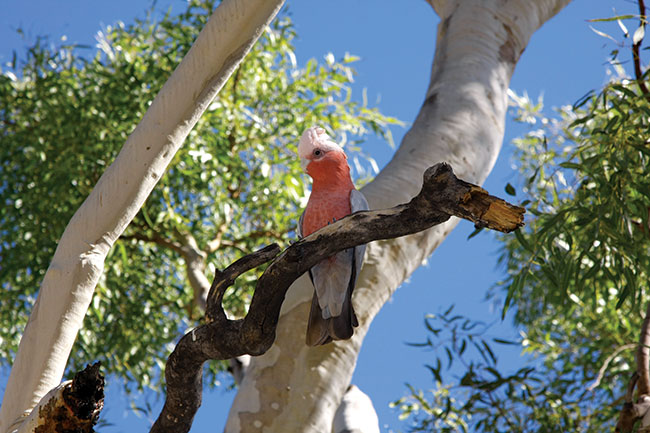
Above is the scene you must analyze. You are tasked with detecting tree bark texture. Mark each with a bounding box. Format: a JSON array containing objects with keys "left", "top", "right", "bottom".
[
  {"left": 225, "top": 0, "right": 571, "bottom": 431},
  {"left": 14, "top": 363, "right": 103, "bottom": 433},
  {"left": 332, "top": 385, "right": 380, "bottom": 433},
  {"left": 0, "top": 1, "right": 285, "bottom": 432},
  {"left": 152, "top": 162, "right": 524, "bottom": 433},
  {"left": 616, "top": 301, "right": 650, "bottom": 432}
]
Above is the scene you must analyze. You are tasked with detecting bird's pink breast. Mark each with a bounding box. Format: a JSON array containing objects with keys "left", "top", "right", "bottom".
[{"left": 302, "top": 190, "right": 352, "bottom": 237}]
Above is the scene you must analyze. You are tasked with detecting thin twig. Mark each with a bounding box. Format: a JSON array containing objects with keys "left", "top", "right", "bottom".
[
  {"left": 205, "top": 244, "right": 281, "bottom": 323},
  {"left": 206, "top": 229, "right": 283, "bottom": 254},
  {"left": 120, "top": 232, "right": 184, "bottom": 254},
  {"left": 587, "top": 344, "right": 636, "bottom": 392}
]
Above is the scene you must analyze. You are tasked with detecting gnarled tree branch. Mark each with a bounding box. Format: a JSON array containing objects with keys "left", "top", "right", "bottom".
[{"left": 149, "top": 162, "right": 524, "bottom": 433}]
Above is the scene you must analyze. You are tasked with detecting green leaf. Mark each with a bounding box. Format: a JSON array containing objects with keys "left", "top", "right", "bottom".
[
  {"left": 586, "top": 15, "right": 637, "bottom": 23},
  {"left": 492, "top": 338, "right": 518, "bottom": 345},
  {"left": 514, "top": 228, "right": 533, "bottom": 253},
  {"left": 589, "top": 25, "right": 617, "bottom": 42},
  {"left": 467, "top": 227, "right": 484, "bottom": 240}
]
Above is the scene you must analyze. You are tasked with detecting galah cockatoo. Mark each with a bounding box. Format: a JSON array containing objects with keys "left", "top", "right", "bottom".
[{"left": 297, "top": 126, "right": 368, "bottom": 346}]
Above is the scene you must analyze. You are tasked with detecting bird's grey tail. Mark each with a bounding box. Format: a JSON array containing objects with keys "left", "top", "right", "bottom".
[{"left": 305, "top": 285, "right": 358, "bottom": 347}]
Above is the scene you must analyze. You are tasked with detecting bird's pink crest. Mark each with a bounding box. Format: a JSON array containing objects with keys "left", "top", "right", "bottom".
[{"left": 298, "top": 126, "right": 343, "bottom": 160}]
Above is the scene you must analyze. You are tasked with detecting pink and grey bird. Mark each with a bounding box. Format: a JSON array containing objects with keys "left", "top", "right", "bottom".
[{"left": 297, "top": 126, "right": 368, "bottom": 346}]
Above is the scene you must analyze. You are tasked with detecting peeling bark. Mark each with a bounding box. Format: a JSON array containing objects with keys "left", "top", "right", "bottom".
[
  {"left": 154, "top": 162, "right": 524, "bottom": 433},
  {"left": 13, "top": 363, "right": 104, "bottom": 433},
  {"left": 227, "top": 0, "right": 571, "bottom": 431}
]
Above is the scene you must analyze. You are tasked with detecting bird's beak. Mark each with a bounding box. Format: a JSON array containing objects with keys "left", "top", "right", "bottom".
[{"left": 300, "top": 158, "right": 309, "bottom": 172}]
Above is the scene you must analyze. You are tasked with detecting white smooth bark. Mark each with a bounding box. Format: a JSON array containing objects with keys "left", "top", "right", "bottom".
[
  {"left": 0, "top": 1, "right": 285, "bottom": 432},
  {"left": 225, "top": 0, "right": 571, "bottom": 431},
  {"left": 14, "top": 382, "right": 71, "bottom": 433},
  {"left": 332, "top": 385, "right": 380, "bottom": 433}
]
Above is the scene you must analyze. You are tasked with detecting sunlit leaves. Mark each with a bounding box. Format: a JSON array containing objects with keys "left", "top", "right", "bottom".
[
  {"left": 0, "top": 0, "right": 400, "bottom": 391},
  {"left": 502, "top": 81, "right": 650, "bottom": 319},
  {"left": 396, "top": 46, "right": 650, "bottom": 433}
]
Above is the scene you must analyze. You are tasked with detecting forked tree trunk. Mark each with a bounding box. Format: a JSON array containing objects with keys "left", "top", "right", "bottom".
[
  {"left": 224, "top": 0, "right": 572, "bottom": 431},
  {"left": 0, "top": 1, "right": 285, "bottom": 431}
]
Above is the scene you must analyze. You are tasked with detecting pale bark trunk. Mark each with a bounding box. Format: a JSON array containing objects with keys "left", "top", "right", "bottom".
[
  {"left": 13, "top": 383, "right": 71, "bottom": 433},
  {"left": 225, "top": 0, "right": 572, "bottom": 431},
  {"left": 332, "top": 385, "right": 380, "bottom": 433},
  {"left": 177, "top": 231, "right": 212, "bottom": 310},
  {"left": 0, "top": 1, "right": 285, "bottom": 431}
]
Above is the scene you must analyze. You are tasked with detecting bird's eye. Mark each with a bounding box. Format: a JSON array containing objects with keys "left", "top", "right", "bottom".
[{"left": 313, "top": 149, "right": 322, "bottom": 157}]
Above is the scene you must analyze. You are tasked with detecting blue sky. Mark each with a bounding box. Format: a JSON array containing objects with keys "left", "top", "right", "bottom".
[{"left": 0, "top": 0, "right": 636, "bottom": 431}]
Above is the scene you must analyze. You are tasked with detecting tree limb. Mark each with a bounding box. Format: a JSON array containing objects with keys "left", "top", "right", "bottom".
[
  {"left": 150, "top": 162, "right": 524, "bottom": 433},
  {"left": 121, "top": 232, "right": 185, "bottom": 254},
  {"left": 587, "top": 344, "right": 636, "bottom": 392},
  {"left": 122, "top": 229, "right": 212, "bottom": 310},
  {"left": 14, "top": 363, "right": 104, "bottom": 433},
  {"left": 637, "top": 302, "right": 650, "bottom": 396}
]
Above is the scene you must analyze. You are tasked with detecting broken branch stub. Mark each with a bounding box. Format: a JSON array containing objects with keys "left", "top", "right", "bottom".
[
  {"left": 15, "top": 363, "right": 104, "bottom": 433},
  {"left": 150, "top": 162, "right": 525, "bottom": 433}
]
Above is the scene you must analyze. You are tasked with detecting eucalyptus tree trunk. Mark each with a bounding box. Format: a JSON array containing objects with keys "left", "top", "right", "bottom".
[
  {"left": 224, "top": 0, "right": 572, "bottom": 431},
  {"left": 0, "top": 1, "right": 285, "bottom": 431}
]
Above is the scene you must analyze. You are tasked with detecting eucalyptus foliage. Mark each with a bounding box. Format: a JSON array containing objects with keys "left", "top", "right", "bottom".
[
  {"left": 395, "top": 44, "right": 650, "bottom": 433},
  {"left": 0, "top": 1, "right": 399, "bottom": 390}
]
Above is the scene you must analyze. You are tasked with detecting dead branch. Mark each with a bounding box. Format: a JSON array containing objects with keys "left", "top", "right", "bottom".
[
  {"left": 15, "top": 363, "right": 104, "bottom": 433},
  {"left": 149, "top": 162, "right": 525, "bottom": 433}
]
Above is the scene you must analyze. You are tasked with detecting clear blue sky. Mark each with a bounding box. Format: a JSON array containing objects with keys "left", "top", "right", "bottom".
[{"left": 0, "top": 0, "right": 634, "bottom": 431}]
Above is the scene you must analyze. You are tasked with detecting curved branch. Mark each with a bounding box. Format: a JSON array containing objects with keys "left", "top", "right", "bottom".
[
  {"left": 122, "top": 230, "right": 212, "bottom": 310},
  {"left": 150, "top": 162, "right": 524, "bottom": 433},
  {"left": 587, "top": 343, "right": 636, "bottom": 392},
  {"left": 121, "top": 232, "right": 184, "bottom": 254}
]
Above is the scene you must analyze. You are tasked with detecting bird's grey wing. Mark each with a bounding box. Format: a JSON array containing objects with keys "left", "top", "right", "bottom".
[
  {"left": 349, "top": 189, "right": 369, "bottom": 281},
  {"left": 297, "top": 210, "right": 305, "bottom": 239},
  {"left": 310, "top": 251, "right": 353, "bottom": 319},
  {"left": 306, "top": 290, "right": 331, "bottom": 346}
]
